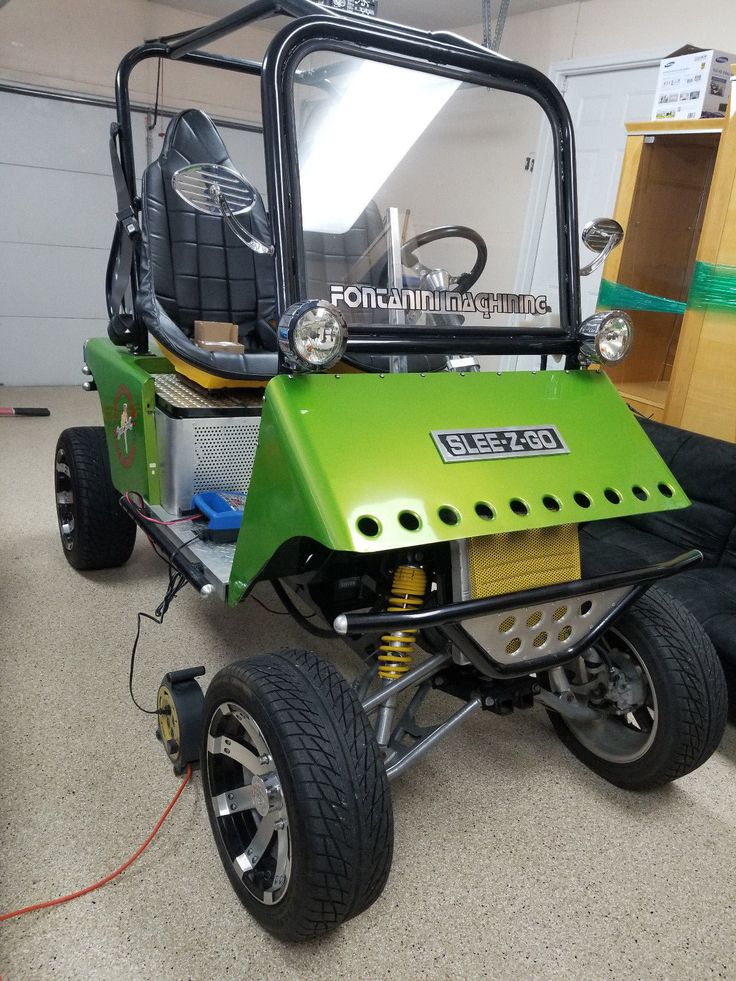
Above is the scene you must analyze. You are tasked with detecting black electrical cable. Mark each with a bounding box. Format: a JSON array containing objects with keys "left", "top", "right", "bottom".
[
  {"left": 147, "top": 59, "right": 163, "bottom": 132},
  {"left": 128, "top": 535, "right": 200, "bottom": 715},
  {"left": 270, "top": 580, "right": 336, "bottom": 639}
]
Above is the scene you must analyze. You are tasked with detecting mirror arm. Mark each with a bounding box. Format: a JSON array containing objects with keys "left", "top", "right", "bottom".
[
  {"left": 215, "top": 190, "right": 275, "bottom": 256},
  {"left": 580, "top": 239, "right": 617, "bottom": 277}
]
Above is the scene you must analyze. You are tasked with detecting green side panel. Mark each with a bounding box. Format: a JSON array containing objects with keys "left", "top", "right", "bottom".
[
  {"left": 688, "top": 261, "right": 736, "bottom": 314},
  {"left": 85, "top": 337, "right": 172, "bottom": 503},
  {"left": 229, "top": 369, "right": 689, "bottom": 604},
  {"left": 598, "top": 279, "right": 686, "bottom": 316}
]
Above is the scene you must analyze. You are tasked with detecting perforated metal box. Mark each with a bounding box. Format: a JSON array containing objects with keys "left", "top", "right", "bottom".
[
  {"left": 155, "top": 409, "right": 261, "bottom": 514},
  {"left": 152, "top": 373, "right": 263, "bottom": 514}
]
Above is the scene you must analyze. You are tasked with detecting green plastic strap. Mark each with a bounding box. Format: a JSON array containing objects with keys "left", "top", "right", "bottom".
[
  {"left": 598, "top": 279, "right": 686, "bottom": 315},
  {"left": 688, "top": 261, "right": 736, "bottom": 313}
]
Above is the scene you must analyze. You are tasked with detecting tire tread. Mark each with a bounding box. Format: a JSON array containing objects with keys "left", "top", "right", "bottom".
[
  {"left": 202, "top": 650, "right": 393, "bottom": 940},
  {"left": 56, "top": 427, "right": 135, "bottom": 570}
]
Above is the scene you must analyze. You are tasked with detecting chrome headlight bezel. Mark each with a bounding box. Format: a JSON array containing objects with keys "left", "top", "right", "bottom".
[
  {"left": 578, "top": 310, "right": 633, "bottom": 365},
  {"left": 277, "top": 300, "right": 349, "bottom": 371}
]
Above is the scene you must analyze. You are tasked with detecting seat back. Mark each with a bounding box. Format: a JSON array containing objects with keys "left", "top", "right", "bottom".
[
  {"left": 140, "top": 109, "right": 276, "bottom": 351},
  {"left": 304, "top": 206, "right": 447, "bottom": 373},
  {"left": 303, "top": 201, "right": 385, "bottom": 301}
]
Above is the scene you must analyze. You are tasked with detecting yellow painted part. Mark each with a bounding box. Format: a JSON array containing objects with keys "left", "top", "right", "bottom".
[
  {"left": 157, "top": 343, "right": 268, "bottom": 390},
  {"left": 468, "top": 525, "right": 580, "bottom": 599},
  {"left": 378, "top": 565, "right": 427, "bottom": 680}
]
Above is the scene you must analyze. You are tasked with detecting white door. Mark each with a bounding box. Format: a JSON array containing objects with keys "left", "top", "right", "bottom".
[
  {"left": 0, "top": 92, "right": 266, "bottom": 386},
  {"left": 512, "top": 61, "right": 659, "bottom": 370}
]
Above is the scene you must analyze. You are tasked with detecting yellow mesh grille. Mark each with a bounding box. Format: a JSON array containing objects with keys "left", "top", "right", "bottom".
[{"left": 467, "top": 525, "right": 581, "bottom": 599}]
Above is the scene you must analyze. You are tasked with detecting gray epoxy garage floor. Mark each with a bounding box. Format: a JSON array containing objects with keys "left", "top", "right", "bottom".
[{"left": 1, "top": 385, "right": 736, "bottom": 980}]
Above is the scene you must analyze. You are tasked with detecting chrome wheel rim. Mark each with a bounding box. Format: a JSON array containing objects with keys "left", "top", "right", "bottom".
[
  {"left": 558, "top": 628, "right": 658, "bottom": 764},
  {"left": 55, "top": 447, "right": 75, "bottom": 551},
  {"left": 206, "top": 701, "right": 291, "bottom": 905}
]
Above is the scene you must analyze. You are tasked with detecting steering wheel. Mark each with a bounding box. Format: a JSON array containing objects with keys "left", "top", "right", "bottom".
[{"left": 401, "top": 225, "right": 488, "bottom": 294}]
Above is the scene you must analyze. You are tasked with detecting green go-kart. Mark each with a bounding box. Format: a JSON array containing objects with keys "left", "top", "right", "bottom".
[{"left": 54, "top": 0, "right": 726, "bottom": 941}]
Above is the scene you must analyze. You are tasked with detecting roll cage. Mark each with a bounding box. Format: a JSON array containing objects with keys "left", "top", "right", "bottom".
[{"left": 109, "top": 0, "right": 582, "bottom": 366}]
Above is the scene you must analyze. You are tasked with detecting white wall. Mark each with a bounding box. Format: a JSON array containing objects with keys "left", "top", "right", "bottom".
[
  {"left": 473, "top": 0, "right": 736, "bottom": 75},
  {"left": 0, "top": 0, "right": 269, "bottom": 121}
]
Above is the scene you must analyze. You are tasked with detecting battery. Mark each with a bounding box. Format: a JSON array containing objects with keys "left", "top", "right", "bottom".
[{"left": 192, "top": 490, "right": 247, "bottom": 543}]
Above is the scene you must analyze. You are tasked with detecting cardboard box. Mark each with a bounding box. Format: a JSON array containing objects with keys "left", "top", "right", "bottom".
[
  {"left": 653, "top": 46, "right": 735, "bottom": 121},
  {"left": 194, "top": 321, "right": 244, "bottom": 355}
]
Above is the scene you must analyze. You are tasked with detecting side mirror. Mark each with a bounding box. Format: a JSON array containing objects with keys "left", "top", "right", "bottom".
[
  {"left": 172, "top": 163, "right": 274, "bottom": 256},
  {"left": 580, "top": 217, "right": 624, "bottom": 276}
]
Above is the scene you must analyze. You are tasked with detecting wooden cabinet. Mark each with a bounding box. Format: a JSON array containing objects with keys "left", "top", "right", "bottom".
[{"left": 600, "top": 93, "right": 736, "bottom": 442}]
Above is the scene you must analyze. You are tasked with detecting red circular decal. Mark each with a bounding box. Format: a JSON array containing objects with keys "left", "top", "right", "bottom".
[{"left": 112, "top": 384, "right": 137, "bottom": 469}]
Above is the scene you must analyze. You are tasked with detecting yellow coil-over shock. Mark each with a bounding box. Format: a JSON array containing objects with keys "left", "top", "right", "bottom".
[{"left": 378, "top": 565, "right": 427, "bottom": 680}]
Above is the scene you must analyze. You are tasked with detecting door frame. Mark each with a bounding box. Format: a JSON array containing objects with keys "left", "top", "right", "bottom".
[{"left": 514, "top": 49, "right": 664, "bottom": 300}]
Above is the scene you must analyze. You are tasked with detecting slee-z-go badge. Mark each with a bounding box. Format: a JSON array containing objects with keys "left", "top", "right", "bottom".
[{"left": 431, "top": 425, "right": 569, "bottom": 463}]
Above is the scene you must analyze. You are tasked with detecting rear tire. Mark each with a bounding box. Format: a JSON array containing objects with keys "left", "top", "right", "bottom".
[
  {"left": 55, "top": 427, "right": 136, "bottom": 570},
  {"left": 201, "top": 649, "right": 393, "bottom": 941},
  {"left": 546, "top": 587, "right": 727, "bottom": 790}
]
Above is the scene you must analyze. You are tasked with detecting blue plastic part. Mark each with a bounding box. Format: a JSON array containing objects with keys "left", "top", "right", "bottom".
[{"left": 192, "top": 491, "right": 247, "bottom": 532}]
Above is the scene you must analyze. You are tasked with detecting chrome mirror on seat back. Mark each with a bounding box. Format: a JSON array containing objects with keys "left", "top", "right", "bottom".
[
  {"left": 172, "top": 163, "right": 274, "bottom": 256},
  {"left": 580, "top": 217, "right": 624, "bottom": 276}
]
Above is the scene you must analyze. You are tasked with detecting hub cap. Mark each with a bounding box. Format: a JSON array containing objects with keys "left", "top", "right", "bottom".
[
  {"left": 556, "top": 628, "right": 658, "bottom": 764},
  {"left": 55, "top": 447, "right": 75, "bottom": 550},
  {"left": 206, "top": 702, "right": 291, "bottom": 905}
]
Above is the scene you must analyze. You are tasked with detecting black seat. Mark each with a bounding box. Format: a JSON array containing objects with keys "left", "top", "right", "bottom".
[{"left": 137, "top": 109, "right": 278, "bottom": 381}]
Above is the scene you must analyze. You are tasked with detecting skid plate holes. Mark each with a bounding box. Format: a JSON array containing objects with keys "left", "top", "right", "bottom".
[
  {"left": 604, "top": 488, "right": 622, "bottom": 505},
  {"left": 552, "top": 605, "right": 568, "bottom": 622},
  {"left": 510, "top": 498, "right": 529, "bottom": 517},
  {"left": 499, "top": 616, "right": 516, "bottom": 634},
  {"left": 558, "top": 625, "right": 573, "bottom": 642},
  {"left": 438, "top": 506, "right": 460, "bottom": 526},
  {"left": 632, "top": 485, "right": 649, "bottom": 501},
  {"left": 506, "top": 637, "right": 521, "bottom": 655},
  {"left": 357, "top": 516, "right": 380, "bottom": 538},
  {"left": 526, "top": 611, "right": 542, "bottom": 629},
  {"left": 658, "top": 482, "right": 674, "bottom": 498},
  {"left": 573, "top": 491, "right": 592, "bottom": 509},
  {"left": 475, "top": 502, "right": 495, "bottom": 521},
  {"left": 542, "top": 495, "right": 561, "bottom": 512},
  {"left": 580, "top": 600, "right": 593, "bottom": 616},
  {"left": 533, "top": 631, "right": 548, "bottom": 648},
  {"left": 398, "top": 511, "right": 421, "bottom": 532}
]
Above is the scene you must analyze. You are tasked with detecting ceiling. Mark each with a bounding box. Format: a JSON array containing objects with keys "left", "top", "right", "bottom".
[{"left": 153, "top": 0, "right": 577, "bottom": 31}]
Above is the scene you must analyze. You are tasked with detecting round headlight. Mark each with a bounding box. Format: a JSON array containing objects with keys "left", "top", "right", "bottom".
[
  {"left": 278, "top": 300, "right": 348, "bottom": 371},
  {"left": 578, "top": 310, "right": 633, "bottom": 365}
]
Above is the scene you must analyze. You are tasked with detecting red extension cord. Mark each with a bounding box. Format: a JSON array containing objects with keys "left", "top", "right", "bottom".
[{"left": 0, "top": 765, "right": 192, "bottom": 923}]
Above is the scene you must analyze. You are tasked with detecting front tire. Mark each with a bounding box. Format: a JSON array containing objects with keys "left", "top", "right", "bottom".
[
  {"left": 546, "top": 586, "right": 727, "bottom": 790},
  {"left": 201, "top": 650, "right": 393, "bottom": 941},
  {"left": 54, "top": 427, "right": 136, "bottom": 570}
]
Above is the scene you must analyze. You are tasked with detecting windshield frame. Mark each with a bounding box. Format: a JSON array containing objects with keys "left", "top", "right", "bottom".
[{"left": 262, "top": 14, "right": 582, "bottom": 357}]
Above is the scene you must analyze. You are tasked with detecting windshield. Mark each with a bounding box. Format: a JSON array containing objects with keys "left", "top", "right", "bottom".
[{"left": 291, "top": 48, "right": 562, "bottom": 333}]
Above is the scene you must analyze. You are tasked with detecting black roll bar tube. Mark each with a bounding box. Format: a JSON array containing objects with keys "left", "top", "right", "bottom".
[
  {"left": 260, "top": 15, "right": 582, "bottom": 339},
  {"left": 333, "top": 550, "right": 702, "bottom": 635}
]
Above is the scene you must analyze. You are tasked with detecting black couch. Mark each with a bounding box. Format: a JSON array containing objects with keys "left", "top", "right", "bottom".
[{"left": 580, "top": 417, "right": 736, "bottom": 704}]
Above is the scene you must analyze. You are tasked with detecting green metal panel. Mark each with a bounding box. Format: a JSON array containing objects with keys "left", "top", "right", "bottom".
[
  {"left": 85, "top": 337, "right": 171, "bottom": 502},
  {"left": 229, "top": 369, "right": 689, "bottom": 603}
]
